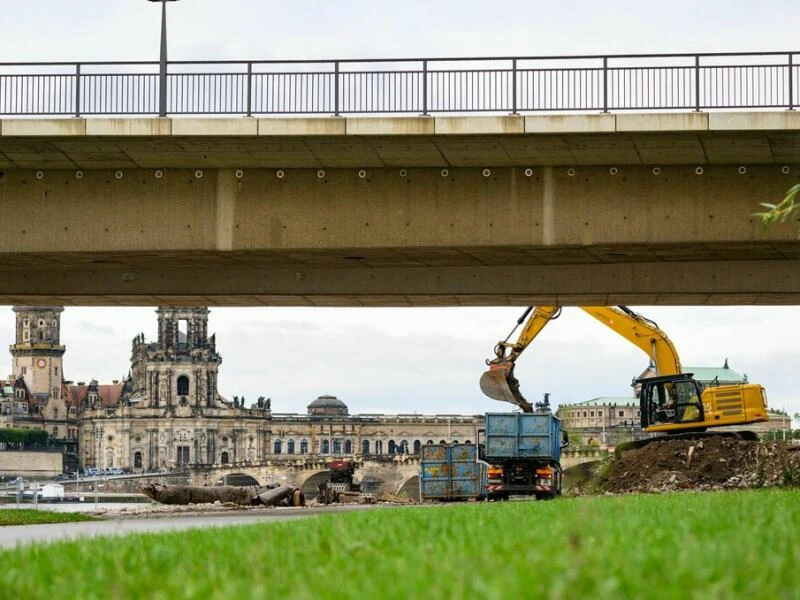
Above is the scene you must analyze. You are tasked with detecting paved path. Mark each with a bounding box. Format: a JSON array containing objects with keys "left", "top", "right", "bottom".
[{"left": 0, "top": 504, "right": 383, "bottom": 549}]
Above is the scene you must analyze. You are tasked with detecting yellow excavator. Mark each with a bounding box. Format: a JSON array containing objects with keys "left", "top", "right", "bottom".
[{"left": 480, "top": 306, "right": 769, "bottom": 435}]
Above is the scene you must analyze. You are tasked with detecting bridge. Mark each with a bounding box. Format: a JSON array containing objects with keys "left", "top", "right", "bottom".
[
  {"left": 0, "top": 52, "right": 798, "bottom": 306},
  {"left": 190, "top": 450, "right": 605, "bottom": 500},
  {"left": 58, "top": 450, "right": 605, "bottom": 500}
]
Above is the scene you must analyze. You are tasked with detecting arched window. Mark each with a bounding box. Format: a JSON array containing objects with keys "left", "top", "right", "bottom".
[
  {"left": 439, "top": 440, "right": 447, "bottom": 445},
  {"left": 321, "top": 439, "right": 330, "bottom": 454},
  {"left": 333, "top": 439, "right": 342, "bottom": 454},
  {"left": 388, "top": 440, "right": 397, "bottom": 454},
  {"left": 426, "top": 440, "right": 434, "bottom": 445},
  {"left": 177, "top": 375, "right": 189, "bottom": 396},
  {"left": 344, "top": 439, "right": 352, "bottom": 454},
  {"left": 361, "top": 439, "right": 370, "bottom": 454},
  {"left": 287, "top": 439, "right": 296, "bottom": 454},
  {"left": 375, "top": 440, "right": 383, "bottom": 454},
  {"left": 413, "top": 440, "right": 422, "bottom": 455},
  {"left": 300, "top": 439, "right": 308, "bottom": 455},
  {"left": 465, "top": 440, "right": 472, "bottom": 445},
  {"left": 400, "top": 440, "right": 409, "bottom": 454},
  {"left": 273, "top": 439, "right": 282, "bottom": 454},
  {"left": 134, "top": 451, "right": 143, "bottom": 468},
  {"left": 221, "top": 451, "right": 229, "bottom": 464},
  {"left": 452, "top": 440, "right": 459, "bottom": 444}
]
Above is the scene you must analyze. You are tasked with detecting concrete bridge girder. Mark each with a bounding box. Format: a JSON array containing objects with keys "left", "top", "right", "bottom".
[
  {"left": 1, "top": 113, "right": 799, "bottom": 306},
  {"left": 1, "top": 163, "right": 798, "bottom": 305}
]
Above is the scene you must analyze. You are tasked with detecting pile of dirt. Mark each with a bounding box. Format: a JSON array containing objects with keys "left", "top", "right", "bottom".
[{"left": 593, "top": 437, "right": 800, "bottom": 494}]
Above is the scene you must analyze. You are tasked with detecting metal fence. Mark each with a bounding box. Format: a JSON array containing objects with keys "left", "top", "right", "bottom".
[{"left": 0, "top": 52, "right": 797, "bottom": 117}]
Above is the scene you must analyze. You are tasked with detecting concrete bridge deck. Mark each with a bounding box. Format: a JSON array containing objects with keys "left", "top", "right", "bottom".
[
  {"left": 1, "top": 112, "right": 798, "bottom": 169},
  {"left": 0, "top": 113, "right": 798, "bottom": 306}
]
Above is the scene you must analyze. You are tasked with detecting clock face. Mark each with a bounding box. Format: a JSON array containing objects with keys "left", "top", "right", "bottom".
[{"left": 36, "top": 359, "right": 47, "bottom": 369}]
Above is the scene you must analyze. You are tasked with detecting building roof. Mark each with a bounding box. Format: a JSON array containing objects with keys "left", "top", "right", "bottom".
[
  {"left": 63, "top": 383, "right": 123, "bottom": 408},
  {"left": 308, "top": 394, "right": 348, "bottom": 410},
  {"left": 683, "top": 366, "right": 746, "bottom": 383}
]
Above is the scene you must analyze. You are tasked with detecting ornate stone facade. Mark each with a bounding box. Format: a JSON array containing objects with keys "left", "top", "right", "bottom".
[
  {"left": 3, "top": 305, "right": 481, "bottom": 472},
  {"left": 78, "top": 307, "right": 271, "bottom": 470}
]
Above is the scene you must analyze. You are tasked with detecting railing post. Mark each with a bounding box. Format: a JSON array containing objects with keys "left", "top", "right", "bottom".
[
  {"left": 789, "top": 53, "right": 795, "bottom": 111},
  {"left": 511, "top": 58, "right": 517, "bottom": 114},
  {"left": 602, "top": 57, "right": 608, "bottom": 113},
  {"left": 334, "top": 61, "right": 340, "bottom": 116},
  {"left": 74, "top": 63, "right": 81, "bottom": 117},
  {"left": 422, "top": 59, "right": 428, "bottom": 116},
  {"left": 246, "top": 61, "right": 252, "bottom": 117},
  {"left": 694, "top": 54, "right": 700, "bottom": 112}
]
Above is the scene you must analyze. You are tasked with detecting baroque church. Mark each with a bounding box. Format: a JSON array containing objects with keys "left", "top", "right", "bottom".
[{"left": 1, "top": 306, "right": 480, "bottom": 472}]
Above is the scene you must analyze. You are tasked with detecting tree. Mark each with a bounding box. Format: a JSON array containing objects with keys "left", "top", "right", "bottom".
[
  {"left": 0, "top": 428, "right": 49, "bottom": 448},
  {"left": 753, "top": 184, "right": 800, "bottom": 233}
]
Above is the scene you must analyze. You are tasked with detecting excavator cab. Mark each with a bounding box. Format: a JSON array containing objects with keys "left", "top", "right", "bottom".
[{"left": 638, "top": 374, "right": 705, "bottom": 430}]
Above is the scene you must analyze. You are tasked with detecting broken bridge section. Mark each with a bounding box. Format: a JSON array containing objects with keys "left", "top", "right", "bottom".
[{"left": 188, "top": 455, "right": 422, "bottom": 498}]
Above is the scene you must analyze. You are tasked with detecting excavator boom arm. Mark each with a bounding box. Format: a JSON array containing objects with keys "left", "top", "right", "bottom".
[
  {"left": 501, "top": 306, "right": 562, "bottom": 360},
  {"left": 579, "top": 307, "right": 682, "bottom": 376},
  {"left": 480, "top": 306, "right": 561, "bottom": 412}
]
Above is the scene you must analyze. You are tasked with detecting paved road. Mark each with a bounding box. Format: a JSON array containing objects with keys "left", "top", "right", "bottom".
[{"left": 0, "top": 504, "right": 385, "bottom": 549}]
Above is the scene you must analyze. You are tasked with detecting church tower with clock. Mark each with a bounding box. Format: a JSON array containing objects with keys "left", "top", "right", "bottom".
[{"left": 10, "top": 306, "right": 67, "bottom": 427}]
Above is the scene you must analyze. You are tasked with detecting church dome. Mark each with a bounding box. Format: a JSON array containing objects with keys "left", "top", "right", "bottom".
[{"left": 307, "top": 394, "right": 348, "bottom": 416}]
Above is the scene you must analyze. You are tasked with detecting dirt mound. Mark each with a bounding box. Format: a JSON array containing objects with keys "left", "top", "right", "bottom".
[{"left": 595, "top": 437, "right": 800, "bottom": 494}]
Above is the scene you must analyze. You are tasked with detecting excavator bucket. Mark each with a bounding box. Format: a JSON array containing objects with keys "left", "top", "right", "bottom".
[{"left": 479, "top": 361, "right": 533, "bottom": 413}]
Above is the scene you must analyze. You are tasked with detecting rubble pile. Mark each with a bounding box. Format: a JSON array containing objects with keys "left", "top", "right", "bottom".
[{"left": 595, "top": 437, "right": 800, "bottom": 494}]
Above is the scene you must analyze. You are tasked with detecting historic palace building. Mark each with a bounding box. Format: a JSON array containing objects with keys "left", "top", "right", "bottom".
[{"left": 1, "top": 306, "right": 480, "bottom": 471}]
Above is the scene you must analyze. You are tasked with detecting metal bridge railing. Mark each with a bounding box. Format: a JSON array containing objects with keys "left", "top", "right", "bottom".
[{"left": 0, "top": 52, "right": 797, "bottom": 117}]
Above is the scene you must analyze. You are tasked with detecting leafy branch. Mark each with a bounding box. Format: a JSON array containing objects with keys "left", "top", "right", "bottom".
[{"left": 753, "top": 184, "right": 800, "bottom": 231}]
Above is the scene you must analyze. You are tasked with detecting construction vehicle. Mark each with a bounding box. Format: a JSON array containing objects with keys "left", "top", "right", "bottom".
[
  {"left": 481, "top": 407, "right": 568, "bottom": 501},
  {"left": 480, "top": 306, "right": 769, "bottom": 436},
  {"left": 318, "top": 460, "right": 360, "bottom": 504},
  {"left": 419, "top": 443, "right": 488, "bottom": 502}
]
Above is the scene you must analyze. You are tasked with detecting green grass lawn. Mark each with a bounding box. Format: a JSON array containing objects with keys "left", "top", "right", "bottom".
[
  {"left": 0, "top": 509, "right": 97, "bottom": 527},
  {"left": 1, "top": 490, "right": 799, "bottom": 599}
]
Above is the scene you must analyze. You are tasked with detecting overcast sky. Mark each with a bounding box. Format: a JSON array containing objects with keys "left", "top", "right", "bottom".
[{"left": 1, "top": 1, "right": 798, "bottom": 418}]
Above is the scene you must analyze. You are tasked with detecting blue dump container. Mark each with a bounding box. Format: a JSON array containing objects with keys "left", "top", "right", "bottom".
[
  {"left": 419, "top": 444, "right": 487, "bottom": 501},
  {"left": 484, "top": 413, "right": 562, "bottom": 461}
]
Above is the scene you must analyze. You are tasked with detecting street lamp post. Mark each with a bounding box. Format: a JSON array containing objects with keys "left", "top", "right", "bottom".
[{"left": 148, "top": 0, "right": 179, "bottom": 117}]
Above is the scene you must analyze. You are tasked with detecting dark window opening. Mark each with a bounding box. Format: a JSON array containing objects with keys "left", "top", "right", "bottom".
[
  {"left": 176, "top": 446, "right": 190, "bottom": 467},
  {"left": 177, "top": 375, "right": 189, "bottom": 396}
]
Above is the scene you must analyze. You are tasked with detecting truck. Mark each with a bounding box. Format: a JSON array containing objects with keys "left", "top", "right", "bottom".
[
  {"left": 419, "top": 443, "right": 488, "bottom": 502},
  {"left": 481, "top": 411, "right": 568, "bottom": 501}
]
